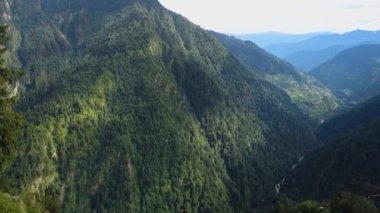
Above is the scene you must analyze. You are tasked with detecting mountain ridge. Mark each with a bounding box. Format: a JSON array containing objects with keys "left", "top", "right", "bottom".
[
  {"left": 211, "top": 32, "right": 340, "bottom": 120},
  {"left": 0, "top": 0, "right": 320, "bottom": 211},
  {"left": 310, "top": 44, "right": 380, "bottom": 103},
  {"left": 282, "top": 94, "right": 380, "bottom": 204},
  {"left": 234, "top": 32, "right": 330, "bottom": 47},
  {"left": 266, "top": 30, "right": 380, "bottom": 71}
]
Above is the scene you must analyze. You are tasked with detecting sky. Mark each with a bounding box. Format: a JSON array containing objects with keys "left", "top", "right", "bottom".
[{"left": 158, "top": 0, "right": 380, "bottom": 34}]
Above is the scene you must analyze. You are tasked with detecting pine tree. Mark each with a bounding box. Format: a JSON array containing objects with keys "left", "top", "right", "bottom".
[{"left": 0, "top": 25, "right": 24, "bottom": 168}]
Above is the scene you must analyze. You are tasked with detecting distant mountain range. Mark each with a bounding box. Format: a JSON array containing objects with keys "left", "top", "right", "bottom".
[
  {"left": 282, "top": 95, "right": 380, "bottom": 205},
  {"left": 284, "top": 45, "right": 347, "bottom": 71},
  {"left": 238, "top": 30, "right": 380, "bottom": 72},
  {"left": 234, "top": 32, "right": 329, "bottom": 47},
  {"left": 243, "top": 30, "right": 380, "bottom": 71},
  {"left": 212, "top": 32, "right": 339, "bottom": 120},
  {"left": 311, "top": 45, "right": 380, "bottom": 103}
]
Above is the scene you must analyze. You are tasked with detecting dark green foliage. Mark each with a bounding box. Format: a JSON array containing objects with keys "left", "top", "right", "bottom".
[
  {"left": 274, "top": 192, "right": 378, "bottom": 213},
  {"left": 291, "top": 201, "right": 324, "bottom": 213},
  {"left": 211, "top": 32, "right": 302, "bottom": 78},
  {"left": 316, "top": 95, "right": 380, "bottom": 143},
  {"left": 1, "top": 0, "right": 320, "bottom": 212},
  {"left": 0, "top": 25, "right": 59, "bottom": 213},
  {"left": 0, "top": 25, "right": 24, "bottom": 170},
  {"left": 282, "top": 95, "right": 380, "bottom": 205},
  {"left": 212, "top": 32, "right": 340, "bottom": 121},
  {"left": 310, "top": 45, "right": 380, "bottom": 103},
  {"left": 330, "top": 192, "right": 378, "bottom": 213}
]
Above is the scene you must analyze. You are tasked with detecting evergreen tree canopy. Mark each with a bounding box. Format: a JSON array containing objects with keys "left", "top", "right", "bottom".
[{"left": 0, "top": 25, "right": 24, "bottom": 169}]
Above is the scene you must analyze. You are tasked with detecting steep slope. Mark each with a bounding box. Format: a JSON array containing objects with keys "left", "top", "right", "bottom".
[
  {"left": 282, "top": 95, "right": 380, "bottom": 203},
  {"left": 1, "top": 0, "right": 319, "bottom": 211},
  {"left": 266, "top": 30, "right": 380, "bottom": 71},
  {"left": 311, "top": 45, "right": 380, "bottom": 103},
  {"left": 212, "top": 32, "right": 339, "bottom": 120}
]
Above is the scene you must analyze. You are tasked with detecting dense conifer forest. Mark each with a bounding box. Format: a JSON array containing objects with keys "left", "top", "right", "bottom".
[{"left": 0, "top": 0, "right": 379, "bottom": 212}]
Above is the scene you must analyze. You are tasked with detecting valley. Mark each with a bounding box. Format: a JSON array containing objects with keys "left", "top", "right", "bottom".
[{"left": 0, "top": 0, "right": 379, "bottom": 212}]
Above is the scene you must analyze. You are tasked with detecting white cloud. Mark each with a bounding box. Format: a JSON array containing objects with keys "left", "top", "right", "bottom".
[{"left": 158, "top": 0, "right": 380, "bottom": 33}]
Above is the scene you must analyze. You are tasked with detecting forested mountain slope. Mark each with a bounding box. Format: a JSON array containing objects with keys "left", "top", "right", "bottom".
[
  {"left": 212, "top": 32, "right": 339, "bottom": 120},
  {"left": 282, "top": 95, "right": 380, "bottom": 204},
  {"left": 0, "top": 0, "right": 319, "bottom": 212},
  {"left": 311, "top": 45, "right": 380, "bottom": 103}
]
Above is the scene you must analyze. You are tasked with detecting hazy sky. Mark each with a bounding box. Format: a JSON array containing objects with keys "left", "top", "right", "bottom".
[{"left": 158, "top": 0, "right": 380, "bottom": 34}]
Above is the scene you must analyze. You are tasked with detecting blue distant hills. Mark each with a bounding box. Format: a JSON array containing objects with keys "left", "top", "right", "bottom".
[
  {"left": 234, "top": 32, "right": 330, "bottom": 47},
  {"left": 236, "top": 30, "right": 380, "bottom": 71}
]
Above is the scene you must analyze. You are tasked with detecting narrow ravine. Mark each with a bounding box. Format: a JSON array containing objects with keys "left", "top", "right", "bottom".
[{"left": 275, "top": 156, "right": 304, "bottom": 194}]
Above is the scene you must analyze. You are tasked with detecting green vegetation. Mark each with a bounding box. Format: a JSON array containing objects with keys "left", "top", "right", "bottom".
[
  {"left": 282, "top": 95, "right": 380, "bottom": 206},
  {"left": 311, "top": 45, "right": 380, "bottom": 103},
  {"left": 0, "top": 191, "right": 60, "bottom": 213},
  {"left": 0, "top": 193, "right": 25, "bottom": 213},
  {"left": 0, "top": 25, "right": 61, "bottom": 213},
  {"left": 0, "top": 0, "right": 321, "bottom": 212},
  {"left": 212, "top": 32, "right": 340, "bottom": 121},
  {"left": 275, "top": 192, "right": 378, "bottom": 213},
  {"left": 0, "top": 26, "right": 24, "bottom": 169},
  {"left": 316, "top": 95, "right": 380, "bottom": 142},
  {"left": 5, "top": 0, "right": 379, "bottom": 212}
]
